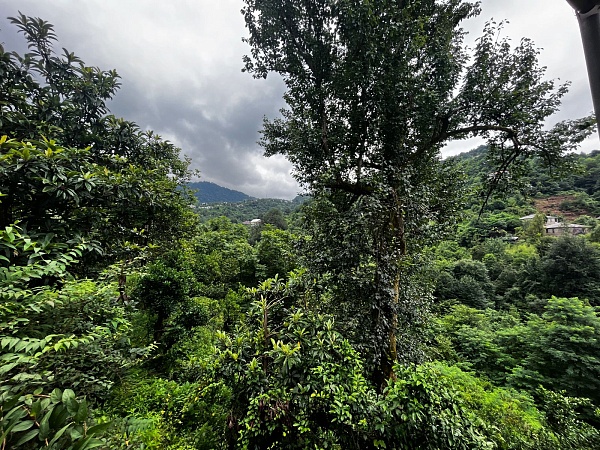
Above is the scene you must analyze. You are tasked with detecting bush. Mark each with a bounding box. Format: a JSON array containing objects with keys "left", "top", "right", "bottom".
[
  {"left": 107, "top": 372, "right": 230, "bottom": 449},
  {"left": 214, "top": 296, "right": 594, "bottom": 449}
]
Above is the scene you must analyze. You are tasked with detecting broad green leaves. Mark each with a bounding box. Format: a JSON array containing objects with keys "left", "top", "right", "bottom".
[
  {"left": 1, "top": 387, "right": 107, "bottom": 450},
  {"left": 1, "top": 14, "right": 198, "bottom": 270},
  {"left": 0, "top": 223, "right": 155, "bottom": 448},
  {"left": 0, "top": 12, "right": 204, "bottom": 449},
  {"left": 216, "top": 290, "right": 596, "bottom": 449}
]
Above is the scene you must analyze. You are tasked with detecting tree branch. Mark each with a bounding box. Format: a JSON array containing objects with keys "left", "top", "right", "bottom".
[
  {"left": 323, "top": 179, "right": 375, "bottom": 196},
  {"left": 440, "top": 124, "right": 519, "bottom": 142}
]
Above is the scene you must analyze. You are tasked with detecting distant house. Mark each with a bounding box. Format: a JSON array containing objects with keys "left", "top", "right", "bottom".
[
  {"left": 544, "top": 222, "right": 591, "bottom": 236},
  {"left": 519, "top": 214, "right": 559, "bottom": 224},
  {"left": 520, "top": 213, "right": 590, "bottom": 236},
  {"left": 242, "top": 219, "right": 263, "bottom": 227}
]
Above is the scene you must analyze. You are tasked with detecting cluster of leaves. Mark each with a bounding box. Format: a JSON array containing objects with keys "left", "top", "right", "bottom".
[
  {"left": 105, "top": 372, "right": 230, "bottom": 450},
  {"left": 216, "top": 296, "right": 376, "bottom": 449},
  {"left": 215, "top": 286, "right": 597, "bottom": 449},
  {"left": 0, "top": 225, "right": 155, "bottom": 448},
  {"left": 0, "top": 13, "right": 201, "bottom": 449},
  {"left": 0, "top": 13, "right": 188, "bottom": 179},
  {"left": 434, "top": 297, "right": 600, "bottom": 407},
  {"left": 0, "top": 137, "right": 151, "bottom": 258},
  {"left": 0, "top": 14, "right": 198, "bottom": 270},
  {"left": 1, "top": 388, "right": 109, "bottom": 450}
]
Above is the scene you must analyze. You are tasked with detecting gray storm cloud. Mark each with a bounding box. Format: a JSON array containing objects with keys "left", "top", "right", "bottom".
[{"left": 0, "top": 0, "right": 597, "bottom": 198}]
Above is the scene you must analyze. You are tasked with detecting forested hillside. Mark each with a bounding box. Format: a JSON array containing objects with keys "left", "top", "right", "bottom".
[
  {"left": 451, "top": 145, "right": 600, "bottom": 214},
  {"left": 195, "top": 197, "right": 300, "bottom": 223},
  {"left": 188, "top": 181, "right": 253, "bottom": 204},
  {"left": 3, "top": 5, "right": 600, "bottom": 450}
]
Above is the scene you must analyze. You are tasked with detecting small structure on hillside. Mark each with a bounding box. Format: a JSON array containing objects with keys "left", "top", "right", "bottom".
[
  {"left": 242, "top": 218, "right": 263, "bottom": 227},
  {"left": 519, "top": 213, "right": 590, "bottom": 236},
  {"left": 519, "top": 214, "right": 559, "bottom": 224},
  {"left": 545, "top": 222, "right": 591, "bottom": 236}
]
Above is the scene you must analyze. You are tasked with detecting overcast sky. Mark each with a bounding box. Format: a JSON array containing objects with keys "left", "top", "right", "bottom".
[{"left": 0, "top": 1, "right": 597, "bottom": 199}]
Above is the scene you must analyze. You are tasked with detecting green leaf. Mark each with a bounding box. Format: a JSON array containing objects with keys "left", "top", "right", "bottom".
[
  {"left": 48, "top": 422, "right": 72, "bottom": 447},
  {"left": 31, "top": 399, "right": 43, "bottom": 418},
  {"left": 11, "top": 420, "right": 34, "bottom": 432},
  {"left": 69, "top": 426, "right": 84, "bottom": 441},
  {"left": 0, "top": 393, "right": 22, "bottom": 411},
  {"left": 74, "top": 399, "right": 88, "bottom": 423},
  {"left": 50, "top": 388, "right": 62, "bottom": 403},
  {"left": 87, "top": 422, "right": 110, "bottom": 436},
  {"left": 39, "top": 410, "right": 51, "bottom": 439},
  {"left": 74, "top": 436, "right": 106, "bottom": 450},
  {"left": 62, "top": 388, "right": 76, "bottom": 404},
  {"left": 14, "top": 428, "right": 39, "bottom": 446}
]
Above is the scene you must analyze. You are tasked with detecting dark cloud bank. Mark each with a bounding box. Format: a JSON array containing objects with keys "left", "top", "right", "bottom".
[{"left": 0, "top": 0, "right": 597, "bottom": 199}]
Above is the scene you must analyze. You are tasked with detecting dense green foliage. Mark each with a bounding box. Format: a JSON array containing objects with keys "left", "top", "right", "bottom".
[
  {"left": 240, "top": 0, "right": 594, "bottom": 386},
  {"left": 196, "top": 197, "right": 302, "bottom": 224},
  {"left": 3, "top": 6, "right": 600, "bottom": 450}
]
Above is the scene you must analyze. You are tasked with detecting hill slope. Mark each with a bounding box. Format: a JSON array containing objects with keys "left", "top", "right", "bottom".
[{"left": 188, "top": 181, "right": 253, "bottom": 203}]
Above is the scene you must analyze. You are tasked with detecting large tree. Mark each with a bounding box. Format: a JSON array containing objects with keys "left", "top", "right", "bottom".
[
  {"left": 241, "top": 0, "right": 595, "bottom": 383},
  {"left": 0, "top": 14, "right": 197, "bottom": 267},
  {"left": 0, "top": 13, "right": 188, "bottom": 177}
]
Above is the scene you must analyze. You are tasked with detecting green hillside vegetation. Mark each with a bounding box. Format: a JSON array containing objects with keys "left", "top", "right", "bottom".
[
  {"left": 3, "top": 7, "right": 600, "bottom": 450},
  {"left": 447, "top": 146, "right": 600, "bottom": 246},
  {"left": 196, "top": 197, "right": 300, "bottom": 223},
  {"left": 451, "top": 145, "right": 600, "bottom": 212}
]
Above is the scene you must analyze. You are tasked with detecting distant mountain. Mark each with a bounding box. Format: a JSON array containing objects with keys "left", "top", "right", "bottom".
[{"left": 187, "top": 181, "right": 254, "bottom": 203}]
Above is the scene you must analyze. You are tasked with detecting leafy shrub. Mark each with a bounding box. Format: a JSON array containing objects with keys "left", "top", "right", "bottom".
[
  {"left": 216, "top": 298, "right": 377, "bottom": 449},
  {"left": 1, "top": 257, "right": 150, "bottom": 403},
  {"left": 0, "top": 226, "right": 152, "bottom": 448},
  {"left": 214, "top": 296, "right": 585, "bottom": 449},
  {"left": 437, "top": 298, "right": 600, "bottom": 407},
  {"left": 1, "top": 388, "right": 108, "bottom": 450},
  {"left": 107, "top": 372, "right": 230, "bottom": 449}
]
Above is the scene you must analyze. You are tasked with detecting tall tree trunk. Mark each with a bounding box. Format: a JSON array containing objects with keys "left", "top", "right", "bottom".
[{"left": 379, "top": 191, "right": 406, "bottom": 385}]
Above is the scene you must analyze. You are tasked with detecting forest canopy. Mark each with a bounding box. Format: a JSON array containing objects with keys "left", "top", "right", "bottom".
[{"left": 2, "top": 3, "right": 600, "bottom": 449}]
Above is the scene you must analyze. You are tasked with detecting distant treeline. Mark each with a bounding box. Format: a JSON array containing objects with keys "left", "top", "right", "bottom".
[{"left": 195, "top": 196, "right": 307, "bottom": 223}]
